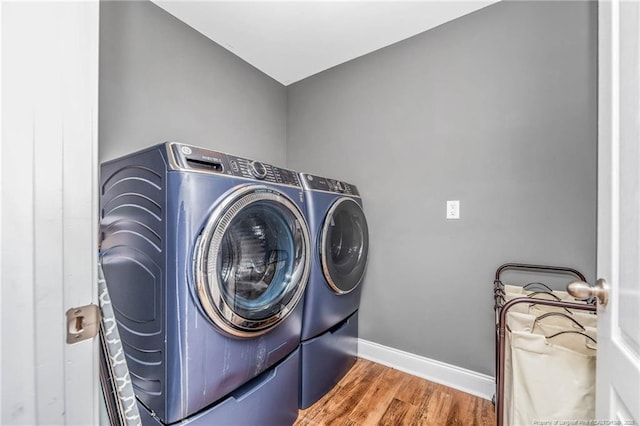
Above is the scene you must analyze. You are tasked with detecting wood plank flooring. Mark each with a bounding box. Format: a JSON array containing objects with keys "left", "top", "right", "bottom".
[{"left": 294, "top": 359, "right": 494, "bottom": 426}]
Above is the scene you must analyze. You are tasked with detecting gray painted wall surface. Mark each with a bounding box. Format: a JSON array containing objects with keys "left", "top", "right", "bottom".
[
  {"left": 99, "top": 1, "right": 287, "bottom": 164},
  {"left": 286, "top": 0, "right": 597, "bottom": 375}
]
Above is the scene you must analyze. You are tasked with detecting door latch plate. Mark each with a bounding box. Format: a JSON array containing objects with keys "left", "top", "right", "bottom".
[{"left": 66, "top": 304, "right": 100, "bottom": 344}]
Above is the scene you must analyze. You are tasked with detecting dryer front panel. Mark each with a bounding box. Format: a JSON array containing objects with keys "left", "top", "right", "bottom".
[
  {"left": 320, "top": 197, "right": 369, "bottom": 294},
  {"left": 194, "top": 185, "right": 311, "bottom": 337}
]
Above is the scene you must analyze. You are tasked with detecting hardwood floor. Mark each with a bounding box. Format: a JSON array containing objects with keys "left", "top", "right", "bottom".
[{"left": 294, "top": 359, "right": 495, "bottom": 426}]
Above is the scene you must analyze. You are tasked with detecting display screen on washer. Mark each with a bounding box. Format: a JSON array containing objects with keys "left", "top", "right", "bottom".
[
  {"left": 195, "top": 187, "right": 310, "bottom": 335},
  {"left": 321, "top": 198, "right": 369, "bottom": 294},
  {"left": 171, "top": 143, "right": 302, "bottom": 187}
]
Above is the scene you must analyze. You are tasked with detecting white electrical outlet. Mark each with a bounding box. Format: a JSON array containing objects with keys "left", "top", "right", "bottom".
[{"left": 446, "top": 200, "right": 460, "bottom": 219}]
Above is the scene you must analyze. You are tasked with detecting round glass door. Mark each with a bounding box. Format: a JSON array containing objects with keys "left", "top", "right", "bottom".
[
  {"left": 194, "top": 186, "right": 311, "bottom": 337},
  {"left": 320, "top": 197, "right": 369, "bottom": 294}
]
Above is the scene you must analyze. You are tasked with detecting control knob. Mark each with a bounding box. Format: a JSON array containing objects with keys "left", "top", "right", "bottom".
[
  {"left": 250, "top": 161, "right": 268, "bottom": 179},
  {"left": 336, "top": 181, "right": 346, "bottom": 193}
]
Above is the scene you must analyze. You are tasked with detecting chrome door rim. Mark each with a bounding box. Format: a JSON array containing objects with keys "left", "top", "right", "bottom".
[
  {"left": 194, "top": 185, "right": 311, "bottom": 337},
  {"left": 320, "top": 197, "right": 368, "bottom": 295}
]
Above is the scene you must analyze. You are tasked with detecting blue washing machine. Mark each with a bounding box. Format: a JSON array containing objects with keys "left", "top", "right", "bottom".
[
  {"left": 99, "top": 142, "right": 311, "bottom": 425},
  {"left": 298, "top": 173, "right": 369, "bottom": 409}
]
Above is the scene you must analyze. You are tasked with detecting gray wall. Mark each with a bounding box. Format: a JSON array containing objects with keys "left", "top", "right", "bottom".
[
  {"left": 286, "top": 0, "right": 597, "bottom": 375},
  {"left": 99, "top": 1, "right": 287, "bottom": 164}
]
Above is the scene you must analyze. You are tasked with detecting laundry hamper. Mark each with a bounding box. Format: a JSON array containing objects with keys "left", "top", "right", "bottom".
[
  {"left": 493, "top": 263, "right": 598, "bottom": 426},
  {"left": 510, "top": 329, "right": 596, "bottom": 424},
  {"left": 505, "top": 311, "right": 597, "bottom": 424}
]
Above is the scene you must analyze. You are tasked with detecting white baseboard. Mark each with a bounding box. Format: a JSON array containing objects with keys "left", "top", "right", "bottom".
[{"left": 357, "top": 339, "right": 495, "bottom": 401}]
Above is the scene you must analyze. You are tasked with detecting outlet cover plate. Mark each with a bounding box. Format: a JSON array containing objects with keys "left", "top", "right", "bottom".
[{"left": 446, "top": 200, "right": 460, "bottom": 219}]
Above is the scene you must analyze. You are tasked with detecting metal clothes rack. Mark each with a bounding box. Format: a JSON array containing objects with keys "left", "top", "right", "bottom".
[{"left": 493, "top": 263, "right": 597, "bottom": 426}]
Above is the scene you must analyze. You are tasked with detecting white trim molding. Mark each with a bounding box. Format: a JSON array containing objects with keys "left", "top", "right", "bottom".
[{"left": 358, "top": 339, "right": 495, "bottom": 401}]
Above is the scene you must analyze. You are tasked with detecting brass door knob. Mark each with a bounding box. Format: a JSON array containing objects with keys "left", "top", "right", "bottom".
[{"left": 567, "top": 278, "right": 609, "bottom": 306}]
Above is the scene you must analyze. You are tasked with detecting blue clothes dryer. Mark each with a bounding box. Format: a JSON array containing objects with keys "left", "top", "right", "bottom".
[
  {"left": 99, "top": 143, "right": 311, "bottom": 424},
  {"left": 298, "top": 173, "right": 369, "bottom": 409}
]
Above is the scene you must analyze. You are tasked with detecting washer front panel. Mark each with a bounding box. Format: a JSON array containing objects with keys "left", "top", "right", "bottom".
[
  {"left": 194, "top": 185, "right": 310, "bottom": 337},
  {"left": 320, "top": 197, "right": 369, "bottom": 294}
]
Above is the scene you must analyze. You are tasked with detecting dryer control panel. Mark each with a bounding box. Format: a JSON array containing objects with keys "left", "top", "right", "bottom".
[
  {"left": 300, "top": 173, "right": 360, "bottom": 196},
  {"left": 168, "top": 143, "right": 302, "bottom": 187}
]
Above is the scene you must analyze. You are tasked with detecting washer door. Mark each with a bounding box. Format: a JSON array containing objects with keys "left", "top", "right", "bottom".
[
  {"left": 194, "top": 185, "right": 311, "bottom": 337},
  {"left": 320, "top": 197, "right": 369, "bottom": 294}
]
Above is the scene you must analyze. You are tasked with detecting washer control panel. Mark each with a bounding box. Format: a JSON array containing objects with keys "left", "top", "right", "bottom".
[
  {"left": 170, "top": 143, "right": 302, "bottom": 187},
  {"left": 300, "top": 173, "right": 359, "bottom": 196}
]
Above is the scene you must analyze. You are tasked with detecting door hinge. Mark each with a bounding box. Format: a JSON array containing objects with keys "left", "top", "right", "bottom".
[{"left": 66, "top": 304, "right": 101, "bottom": 344}]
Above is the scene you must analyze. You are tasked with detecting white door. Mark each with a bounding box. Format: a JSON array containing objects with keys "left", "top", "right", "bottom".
[
  {"left": 596, "top": 0, "right": 640, "bottom": 422},
  {"left": 1, "top": 1, "right": 100, "bottom": 424}
]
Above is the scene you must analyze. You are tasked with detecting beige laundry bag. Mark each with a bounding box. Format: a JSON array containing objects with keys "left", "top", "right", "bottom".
[
  {"left": 507, "top": 315, "right": 596, "bottom": 425},
  {"left": 503, "top": 311, "right": 596, "bottom": 425},
  {"left": 501, "top": 285, "right": 595, "bottom": 318},
  {"left": 503, "top": 284, "right": 576, "bottom": 301}
]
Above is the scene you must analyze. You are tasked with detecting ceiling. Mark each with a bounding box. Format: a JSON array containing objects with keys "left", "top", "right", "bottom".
[{"left": 152, "top": 1, "right": 499, "bottom": 86}]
